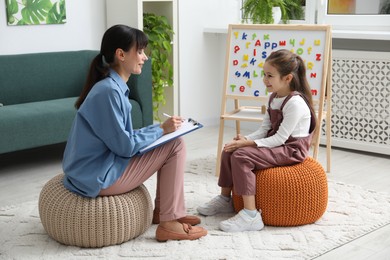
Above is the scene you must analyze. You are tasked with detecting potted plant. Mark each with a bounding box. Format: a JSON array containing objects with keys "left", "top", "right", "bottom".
[
  {"left": 241, "top": 0, "right": 304, "bottom": 24},
  {"left": 143, "top": 13, "right": 174, "bottom": 121}
]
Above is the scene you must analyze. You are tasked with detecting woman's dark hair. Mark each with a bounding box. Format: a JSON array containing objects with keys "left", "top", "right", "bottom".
[
  {"left": 265, "top": 49, "right": 314, "bottom": 109},
  {"left": 75, "top": 25, "right": 148, "bottom": 109}
]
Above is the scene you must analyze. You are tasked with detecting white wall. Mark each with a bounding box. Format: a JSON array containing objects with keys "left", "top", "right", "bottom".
[
  {"left": 0, "top": 0, "right": 106, "bottom": 54},
  {"left": 178, "top": 0, "right": 241, "bottom": 126}
]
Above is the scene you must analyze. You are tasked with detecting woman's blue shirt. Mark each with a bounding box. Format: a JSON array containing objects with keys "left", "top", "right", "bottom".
[{"left": 63, "top": 69, "right": 162, "bottom": 197}]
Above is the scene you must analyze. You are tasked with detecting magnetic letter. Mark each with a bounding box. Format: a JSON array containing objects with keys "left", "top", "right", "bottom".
[
  {"left": 255, "top": 39, "right": 261, "bottom": 46},
  {"left": 310, "top": 72, "right": 317, "bottom": 78},
  {"left": 264, "top": 34, "right": 270, "bottom": 40},
  {"left": 243, "top": 71, "right": 250, "bottom": 78},
  {"left": 234, "top": 45, "right": 240, "bottom": 53},
  {"left": 316, "top": 53, "right": 321, "bottom": 61},
  {"left": 230, "top": 84, "right": 236, "bottom": 92},
  {"left": 279, "top": 40, "right": 286, "bottom": 46},
  {"left": 250, "top": 58, "right": 256, "bottom": 66},
  {"left": 235, "top": 71, "right": 241, "bottom": 77},
  {"left": 307, "top": 62, "right": 313, "bottom": 69},
  {"left": 261, "top": 51, "right": 267, "bottom": 59},
  {"left": 314, "top": 40, "right": 321, "bottom": 46},
  {"left": 289, "top": 39, "right": 295, "bottom": 47},
  {"left": 242, "top": 32, "right": 248, "bottom": 40},
  {"left": 264, "top": 42, "right": 270, "bottom": 49},
  {"left": 253, "top": 70, "right": 258, "bottom": 77},
  {"left": 252, "top": 33, "right": 257, "bottom": 40},
  {"left": 307, "top": 47, "right": 312, "bottom": 55},
  {"left": 246, "top": 42, "right": 251, "bottom": 49},
  {"left": 239, "top": 85, "right": 245, "bottom": 92},
  {"left": 271, "top": 42, "right": 278, "bottom": 49},
  {"left": 247, "top": 79, "right": 252, "bottom": 87},
  {"left": 233, "top": 31, "right": 239, "bottom": 39},
  {"left": 311, "top": 89, "right": 318, "bottom": 96},
  {"left": 297, "top": 48, "right": 304, "bottom": 55},
  {"left": 299, "top": 38, "right": 306, "bottom": 45},
  {"left": 243, "top": 54, "right": 249, "bottom": 61},
  {"left": 233, "top": 60, "right": 238, "bottom": 66},
  {"left": 254, "top": 90, "right": 260, "bottom": 97}
]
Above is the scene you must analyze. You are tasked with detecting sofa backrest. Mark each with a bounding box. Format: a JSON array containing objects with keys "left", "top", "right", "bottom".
[{"left": 0, "top": 50, "right": 98, "bottom": 105}]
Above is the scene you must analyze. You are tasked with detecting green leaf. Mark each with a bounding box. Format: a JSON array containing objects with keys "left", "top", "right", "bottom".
[
  {"left": 21, "top": 0, "right": 53, "bottom": 25},
  {"left": 6, "top": 0, "right": 18, "bottom": 24},
  {"left": 46, "top": 0, "right": 66, "bottom": 24},
  {"left": 17, "top": 19, "right": 28, "bottom": 25},
  {"left": 162, "top": 41, "right": 172, "bottom": 52},
  {"left": 6, "top": 0, "right": 18, "bottom": 14}
]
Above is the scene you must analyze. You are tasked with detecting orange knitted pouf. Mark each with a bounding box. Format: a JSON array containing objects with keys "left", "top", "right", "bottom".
[{"left": 232, "top": 157, "right": 328, "bottom": 227}]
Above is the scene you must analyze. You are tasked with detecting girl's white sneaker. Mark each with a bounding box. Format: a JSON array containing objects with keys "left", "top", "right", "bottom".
[
  {"left": 219, "top": 209, "right": 264, "bottom": 232},
  {"left": 197, "top": 195, "right": 234, "bottom": 216}
]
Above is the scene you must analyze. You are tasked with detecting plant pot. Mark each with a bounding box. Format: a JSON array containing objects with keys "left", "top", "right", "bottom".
[{"left": 272, "top": 6, "right": 282, "bottom": 24}]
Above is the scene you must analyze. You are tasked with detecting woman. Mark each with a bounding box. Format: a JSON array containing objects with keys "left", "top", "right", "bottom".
[{"left": 62, "top": 24, "right": 207, "bottom": 242}]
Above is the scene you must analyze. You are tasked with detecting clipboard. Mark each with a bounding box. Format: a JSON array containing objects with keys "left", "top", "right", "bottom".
[{"left": 138, "top": 118, "right": 203, "bottom": 154}]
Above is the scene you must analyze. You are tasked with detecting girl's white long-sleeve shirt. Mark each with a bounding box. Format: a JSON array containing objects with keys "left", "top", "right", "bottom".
[{"left": 245, "top": 95, "right": 311, "bottom": 148}]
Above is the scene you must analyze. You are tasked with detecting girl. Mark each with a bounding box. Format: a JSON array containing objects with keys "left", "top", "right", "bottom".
[
  {"left": 62, "top": 25, "right": 207, "bottom": 242},
  {"left": 197, "top": 49, "right": 316, "bottom": 232}
]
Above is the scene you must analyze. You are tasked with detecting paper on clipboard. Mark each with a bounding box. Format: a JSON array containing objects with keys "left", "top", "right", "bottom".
[{"left": 138, "top": 118, "right": 203, "bottom": 154}]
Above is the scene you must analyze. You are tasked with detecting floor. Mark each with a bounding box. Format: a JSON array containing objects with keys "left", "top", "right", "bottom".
[{"left": 0, "top": 125, "right": 389, "bottom": 259}]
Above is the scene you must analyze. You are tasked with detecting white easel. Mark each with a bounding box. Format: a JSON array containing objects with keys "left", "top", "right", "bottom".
[{"left": 216, "top": 24, "right": 332, "bottom": 176}]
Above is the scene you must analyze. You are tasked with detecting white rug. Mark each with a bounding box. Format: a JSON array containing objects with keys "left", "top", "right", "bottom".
[{"left": 1, "top": 155, "right": 390, "bottom": 260}]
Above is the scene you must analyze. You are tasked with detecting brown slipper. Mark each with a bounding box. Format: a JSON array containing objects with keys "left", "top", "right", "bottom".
[
  {"left": 152, "top": 209, "right": 201, "bottom": 226},
  {"left": 156, "top": 223, "right": 208, "bottom": 242}
]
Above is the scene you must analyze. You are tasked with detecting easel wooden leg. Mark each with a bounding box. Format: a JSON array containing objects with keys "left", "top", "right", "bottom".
[
  {"left": 325, "top": 58, "right": 332, "bottom": 173},
  {"left": 326, "top": 109, "right": 331, "bottom": 173},
  {"left": 312, "top": 127, "right": 320, "bottom": 160},
  {"left": 216, "top": 118, "right": 225, "bottom": 176},
  {"left": 236, "top": 120, "right": 241, "bottom": 136}
]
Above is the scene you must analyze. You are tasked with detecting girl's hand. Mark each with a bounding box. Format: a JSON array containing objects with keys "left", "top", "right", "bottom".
[
  {"left": 223, "top": 135, "right": 255, "bottom": 152},
  {"left": 233, "top": 134, "right": 246, "bottom": 141},
  {"left": 160, "top": 116, "right": 184, "bottom": 134}
]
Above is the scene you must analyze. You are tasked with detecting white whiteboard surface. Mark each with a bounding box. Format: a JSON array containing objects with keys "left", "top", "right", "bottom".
[{"left": 224, "top": 24, "right": 331, "bottom": 101}]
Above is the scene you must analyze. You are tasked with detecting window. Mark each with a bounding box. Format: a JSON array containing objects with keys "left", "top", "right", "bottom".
[{"left": 317, "top": 0, "right": 390, "bottom": 31}]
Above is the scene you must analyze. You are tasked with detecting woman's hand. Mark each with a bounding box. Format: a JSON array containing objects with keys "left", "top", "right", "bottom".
[
  {"left": 223, "top": 134, "right": 255, "bottom": 152},
  {"left": 160, "top": 116, "right": 184, "bottom": 134}
]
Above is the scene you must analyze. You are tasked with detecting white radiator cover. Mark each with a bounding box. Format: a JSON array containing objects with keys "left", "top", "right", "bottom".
[{"left": 321, "top": 50, "right": 390, "bottom": 155}]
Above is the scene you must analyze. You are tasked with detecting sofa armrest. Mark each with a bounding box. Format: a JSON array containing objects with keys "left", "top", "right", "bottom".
[{"left": 127, "top": 59, "right": 153, "bottom": 127}]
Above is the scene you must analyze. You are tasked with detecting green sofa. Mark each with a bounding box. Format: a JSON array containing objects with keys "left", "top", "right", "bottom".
[{"left": 0, "top": 50, "right": 153, "bottom": 154}]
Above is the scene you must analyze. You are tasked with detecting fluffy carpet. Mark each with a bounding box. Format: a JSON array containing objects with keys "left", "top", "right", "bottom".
[{"left": 1, "top": 155, "right": 390, "bottom": 260}]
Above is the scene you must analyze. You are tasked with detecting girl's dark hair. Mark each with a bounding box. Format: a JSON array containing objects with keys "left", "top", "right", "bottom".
[
  {"left": 75, "top": 24, "right": 148, "bottom": 109},
  {"left": 265, "top": 49, "right": 314, "bottom": 109}
]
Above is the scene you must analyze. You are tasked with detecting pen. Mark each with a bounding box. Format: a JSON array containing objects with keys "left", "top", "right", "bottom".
[{"left": 163, "top": 113, "right": 186, "bottom": 122}]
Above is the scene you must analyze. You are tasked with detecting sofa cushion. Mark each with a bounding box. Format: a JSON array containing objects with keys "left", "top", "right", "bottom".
[
  {"left": 0, "top": 98, "right": 77, "bottom": 154},
  {"left": 0, "top": 50, "right": 98, "bottom": 105}
]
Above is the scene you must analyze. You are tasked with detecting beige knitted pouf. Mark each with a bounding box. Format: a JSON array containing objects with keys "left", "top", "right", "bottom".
[{"left": 39, "top": 173, "right": 153, "bottom": 248}]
